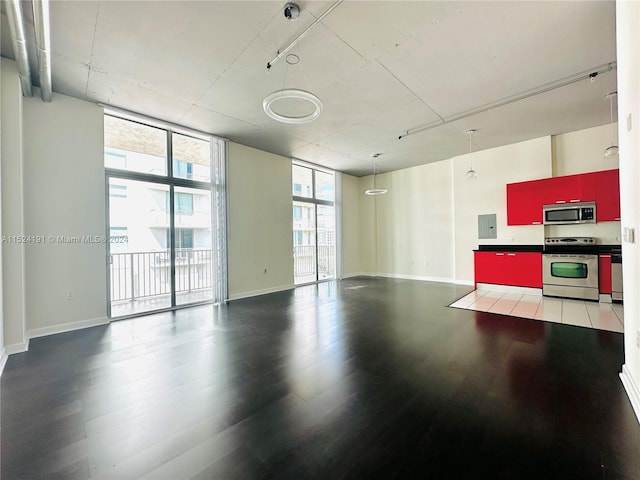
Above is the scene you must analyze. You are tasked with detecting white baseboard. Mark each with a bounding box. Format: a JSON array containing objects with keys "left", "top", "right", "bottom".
[
  {"left": 375, "top": 272, "right": 456, "bottom": 284},
  {"left": 599, "top": 294, "right": 613, "bottom": 304},
  {"left": 5, "top": 339, "right": 29, "bottom": 355},
  {"left": 476, "top": 283, "right": 543, "bottom": 296},
  {"left": 340, "top": 272, "right": 367, "bottom": 279},
  {"left": 0, "top": 348, "right": 7, "bottom": 376},
  {"left": 620, "top": 365, "right": 640, "bottom": 425},
  {"left": 228, "top": 284, "right": 294, "bottom": 301},
  {"left": 27, "top": 316, "right": 109, "bottom": 340},
  {"left": 342, "top": 273, "right": 473, "bottom": 287}
]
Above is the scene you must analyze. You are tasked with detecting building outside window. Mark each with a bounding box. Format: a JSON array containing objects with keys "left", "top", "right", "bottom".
[
  {"left": 105, "top": 113, "right": 226, "bottom": 317},
  {"left": 292, "top": 163, "right": 336, "bottom": 285}
]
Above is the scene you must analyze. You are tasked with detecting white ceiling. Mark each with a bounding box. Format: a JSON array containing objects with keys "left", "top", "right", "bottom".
[{"left": 0, "top": 1, "right": 617, "bottom": 176}]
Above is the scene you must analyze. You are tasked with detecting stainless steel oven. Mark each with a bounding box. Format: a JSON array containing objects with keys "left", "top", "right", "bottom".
[{"left": 542, "top": 237, "right": 599, "bottom": 301}]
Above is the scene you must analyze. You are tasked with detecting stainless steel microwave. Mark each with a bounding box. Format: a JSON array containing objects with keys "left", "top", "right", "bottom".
[{"left": 543, "top": 201, "right": 596, "bottom": 225}]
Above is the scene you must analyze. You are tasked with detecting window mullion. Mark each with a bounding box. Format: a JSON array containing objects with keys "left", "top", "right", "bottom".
[{"left": 167, "top": 132, "right": 177, "bottom": 307}]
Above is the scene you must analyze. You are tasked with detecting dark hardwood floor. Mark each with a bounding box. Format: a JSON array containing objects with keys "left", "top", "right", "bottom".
[{"left": 2, "top": 277, "right": 639, "bottom": 479}]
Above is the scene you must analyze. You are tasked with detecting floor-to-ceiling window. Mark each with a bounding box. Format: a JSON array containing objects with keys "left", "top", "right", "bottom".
[
  {"left": 105, "top": 113, "right": 227, "bottom": 317},
  {"left": 292, "top": 163, "right": 336, "bottom": 285}
]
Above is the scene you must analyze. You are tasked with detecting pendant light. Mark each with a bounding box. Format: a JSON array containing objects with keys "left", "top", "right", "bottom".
[
  {"left": 466, "top": 129, "right": 478, "bottom": 179},
  {"left": 365, "top": 154, "right": 388, "bottom": 196},
  {"left": 604, "top": 92, "right": 619, "bottom": 159},
  {"left": 263, "top": 1, "right": 335, "bottom": 125}
]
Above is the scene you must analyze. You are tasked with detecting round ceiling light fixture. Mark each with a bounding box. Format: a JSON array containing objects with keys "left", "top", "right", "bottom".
[
  {"left": 263, "top": 89, "right": 323, "bottom": 124},
  {"left": 364, "top": 187, "right": 388, "bottom": 196},
  {"left": 364, "top": 154, "right": 388, "bottom": 196}
]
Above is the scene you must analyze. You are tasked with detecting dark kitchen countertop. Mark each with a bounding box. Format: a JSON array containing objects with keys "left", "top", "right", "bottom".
[
  {"left": 597, "top": 245, "right": 622, "bottom": 254},
  {"left": 475, "top": 244, "right": 621, "bottom": 254},
  {"left": 475, "top": 245, "right": 543, "bottom": 252}
]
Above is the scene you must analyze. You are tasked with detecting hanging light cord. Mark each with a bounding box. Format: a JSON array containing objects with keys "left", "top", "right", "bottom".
[
  {"left": 465, "top": 129, "right": 477, "bottom": 179},
  {"left": 372, "top": 159, "right": 377, "bottom": 188},
  {"left": 468, "top": 130, "right": 473, "bottom": 170},
  {"left": 609, "top": 93, "right": 615, "bottom": 144}
]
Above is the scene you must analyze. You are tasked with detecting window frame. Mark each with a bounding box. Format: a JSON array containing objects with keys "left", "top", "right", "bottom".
[
  {"left": 292, "top": 161, "right": 336, "bottom": 285},
  {"left": 104, "top": 113, "right": 222, "bottom": 319}
]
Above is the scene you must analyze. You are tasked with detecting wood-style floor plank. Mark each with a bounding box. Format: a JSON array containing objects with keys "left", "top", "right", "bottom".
[{"left": 2, "top": 278, "right": 639, "bottom": 479}]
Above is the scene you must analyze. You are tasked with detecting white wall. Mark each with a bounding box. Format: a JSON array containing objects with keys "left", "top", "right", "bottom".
[
  {"left": 549, "top": 123, "right": 622, "bottom": 244},
  {"left": 358, "top": 177, "right": 377, "bottom": 275},
  {"left": 357, "top": 136, "right": 553, "bottom": 285},
  {"left": 616, "top": 0, "right": 640, "bottom": 423},
  {"left": 227, "top": 142, "right": 294, "bottom": 299},
  {"left": 1, "top": 58, "right": 27, "bottom": 354},
  {"left": 454, "top": 137, "right": 552, "bottom": 283},
  {"left": 552, "top": 123, "right": 619, "bottom": 176},
  {"left": 370, "top": 160, "right": 455, "bottom": 282},
  {"left": 359, "top": 127, "right": 623, "bottom": 285},
  {"left": 357, "top": 137, "right": 552, "bottom": 285},
  {"left": 22, "top": 91, "right": 107, "bottom": 335},
  {"left": 341, "top": 173, "right": 361, "bottom": 276}
]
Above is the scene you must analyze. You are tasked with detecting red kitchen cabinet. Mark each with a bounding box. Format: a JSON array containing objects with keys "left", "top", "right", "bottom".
[
  {"left": 506, "top": 169, "right": 619, "bottom": 225},
  {"left": 507, "top": 252, "right": 543, "bottom": 288},
  {"left": 474, "top": 251, "right": 542, "bottom": 288},
  {"left": 506, "top": 181, "right": 544, "bottom": 225},
  {"left": 593, "top": 169, "right": 620, "bottom": 222},
  {"left": 599, "top": 254, "right": 612, "bottom": 294},
  {"left": 537, "top": 173, "right": 596, "bottom": 206},
  {"left": 474, "top": 251, "right": 508, "bottom": 285}
]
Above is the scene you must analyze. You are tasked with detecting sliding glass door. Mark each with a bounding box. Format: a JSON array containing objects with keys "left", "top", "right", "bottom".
[
  {"left": 292, "top": 163, "right": 336, "bottom": 285},
  {"left": 105, "top": 114, "right": 226, "bottom": 318},
  {"left": 108, "top": 178, "right": 172, "bottom": 316},
  {"left": 174, "top": 186, "right": 213, "bottom": 306}
]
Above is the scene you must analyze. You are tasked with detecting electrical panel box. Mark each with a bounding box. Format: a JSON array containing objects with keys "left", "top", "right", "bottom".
[{"left": 478, "top": 214, "right": 497, "bottom": 239}]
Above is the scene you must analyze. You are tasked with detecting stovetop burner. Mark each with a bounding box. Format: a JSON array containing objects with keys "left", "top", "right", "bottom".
[{"left": 544, "top": 237, "right": 598, "bottom": 254}]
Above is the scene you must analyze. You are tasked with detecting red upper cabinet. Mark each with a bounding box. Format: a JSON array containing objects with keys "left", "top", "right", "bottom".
[
  {"left": 538, "top": 175, "right": 579, "bottom": 205},
  {"left": 506, "top": 169, "right": 619, "bottom": 225},
  {"left": 593, "top": 169, "right": 620, "bottom": 222},
  {"left": 537, "top": 173, "right": 596, "bottom": 205},
  {"left": 506, "top": 181, "right": 544, "bottom": 225}
]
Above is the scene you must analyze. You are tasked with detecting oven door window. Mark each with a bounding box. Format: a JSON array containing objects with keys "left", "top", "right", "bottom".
[{"left": 550, "top": 262, "right": 588, "bottom": 279}]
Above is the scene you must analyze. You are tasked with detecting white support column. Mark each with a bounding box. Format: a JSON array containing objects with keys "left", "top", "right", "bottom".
[
  {"left": 1, "top": 58, "right": 28, "bottom": 358},
  {"left": 616, "top": 0, "right": 640, "bottom": 424}
]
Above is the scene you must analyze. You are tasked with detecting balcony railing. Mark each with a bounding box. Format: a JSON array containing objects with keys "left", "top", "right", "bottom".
[
  {"left": 110, "top": 248, "right": 213, "bottom": 303},
  {"left": 294, "top": 245, "right": 336, "bottom": 282}
]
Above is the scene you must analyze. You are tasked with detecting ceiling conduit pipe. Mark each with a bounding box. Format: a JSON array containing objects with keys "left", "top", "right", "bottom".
[
  {"left": 33, "top": 0, "right": 53, "bottom": 102},
  {"left": 5, "top": 0, "right": 33, "bottom": 97},
  {"left": 266, "top": 0, "right": 343, "bottom": 71}
]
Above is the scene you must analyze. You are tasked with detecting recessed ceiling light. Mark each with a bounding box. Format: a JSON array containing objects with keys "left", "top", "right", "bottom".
[{"left": 286, "top": 54, "right": 300, "bottom": 65}]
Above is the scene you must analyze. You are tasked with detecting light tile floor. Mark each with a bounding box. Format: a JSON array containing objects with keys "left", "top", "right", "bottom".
[{"left": 450, "top": 288, "right": 624, "bottom": 333}]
